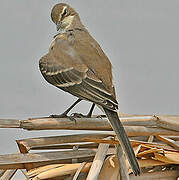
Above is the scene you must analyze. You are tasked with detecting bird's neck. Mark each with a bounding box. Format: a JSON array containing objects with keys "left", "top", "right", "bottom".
[
  {"left": 54, "top": 16, "right": 87, "bottom": 38},
  {"left": 66, "top": 16, "right": 85, "bottom": 31},
  {"left": 53, "top": 27, "right": 86, "bottom": 38},
  {"left": 59, "top": 16, "right": 86, "bottom": 33}
]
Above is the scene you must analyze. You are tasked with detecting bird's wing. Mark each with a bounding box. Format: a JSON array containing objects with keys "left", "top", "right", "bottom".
[
  {"left": 39, "top": 50, "right": 118, "bottom": 110},
  {"left": 73, "top": 31, "right": 116, "bottom": 97}
]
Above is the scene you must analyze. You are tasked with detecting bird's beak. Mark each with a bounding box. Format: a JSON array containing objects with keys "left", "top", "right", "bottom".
[{"left": 56, "top": 21, "right": 62, "bottom": 31}]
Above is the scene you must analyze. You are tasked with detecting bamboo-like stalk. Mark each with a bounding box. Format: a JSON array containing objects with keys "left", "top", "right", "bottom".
[
  {"left": 147, "top": 135, "right": 154, "bottom": 142},
  {"left": 72, "top": 162, "right": 87, "bottom": 180},
  {"left": 20, "top": 114, "right": 179, "bottom": 132},
  {"left": 164, "top": 136, "right": 179, "bottom": 141},
  {"left": 28, "top": 163, "right": 92, "bottom": 180},
  {"left": 17, "top": 141, "right": 35, "bottom": 171},
  {"left": 0, "top": 114, "right": 179, "bottom": 132},
  {"left": 0, "top": 150, "right": 96, "bottom": 170},
  {"left": 20, "top": 116, "right": 156, "bottom": 131},
  {"left": 30, "top": 142, "right": 102, "bottom": 150},
  {"left": 155, "top": 135, "right": 179, "bottom": 150},
  {"left": 138, "top": 159, "right": 169, "bottom": 167},
  {"left": 0, "top": 169, "right": 17, "bottom": 180},
  {"left": 0, "top": 115, "right": 157, "bottom": 129},
  {"left": 86, "top": 137, "right": 111, "bottom": 180},
  {"left": 83, "top": 138, "right": 166, "bottom": 148},
  {"left": 126, "top": 126, "right": 179, "bottom": 136},
  {"left": 18, "top": 118, "right": 179, "bottom": 137},
  {"left": 17, "top": 127, "right": 179, "bottom": 150},
  {"left": 0, "top": 170, "right": 5, "bottom": 177},
  {"left": 156, "top": 115, "right": 179, "bottom": 132},
  {"left": 27, "top": 164, "right": 65, "bottom": 177},
  {"left": 129, "top": 170, "right": 179, "bottom": 180},
  {"left": 0, "top": 113, "right": 178, "bottom": 179},
  {"left": 4, "top": 156, "right": 94, "bottom": 170},
  {"left": 0, "top": 119, "right": 20, "bottom": 128},
  {"left": 16, "top": 132, "right": 114, "bottom": 151},
  {"left": 18, "top": 136, "right": 159, "bottom": 151}
]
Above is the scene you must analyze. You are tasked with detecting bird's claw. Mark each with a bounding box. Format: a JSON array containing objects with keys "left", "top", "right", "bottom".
[
  {"left": 68, "top": 115, "right": 77, "bottom": 124},
  {"left": 96, "top": 114, "right": 107, "bottom": 119},
  {"left": 49, "top": 114, "right": 67, "bottom": 118},
  {"left": 70, "top": 113, "right": 85, "bottom": 118},
  {"left": 49, "top": 113, "right": 77, "bottom": 123},
  {"left": 70, "top": 112, "right": 92, "bottom": 118}
]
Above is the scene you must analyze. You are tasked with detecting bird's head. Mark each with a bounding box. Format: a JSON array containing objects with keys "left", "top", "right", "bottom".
[{"left": 51, "top": 3, "right": 83, "bottom": 32}]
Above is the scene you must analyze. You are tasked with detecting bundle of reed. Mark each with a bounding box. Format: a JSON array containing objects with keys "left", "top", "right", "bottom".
[{"left": 0, "top": 114, "right": 179, "bottom": 179}]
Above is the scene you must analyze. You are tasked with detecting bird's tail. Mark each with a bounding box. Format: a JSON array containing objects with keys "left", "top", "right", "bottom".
[{"left": 103, "top": 108, "right": 140, "bottom": 176}]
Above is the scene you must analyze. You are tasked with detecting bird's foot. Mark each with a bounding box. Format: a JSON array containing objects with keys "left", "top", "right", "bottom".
[
  {"left": 49, "top": 113, "right": 67, "bottom": 118},
  {"left": 70, "top": 113, "right": 92, "bottom": 118},
  {"left": 96, "top": 114, "right": 107, "bottom": 119},
  {"left": 49, "top": 113, "right": 77, "bottom": 123}
]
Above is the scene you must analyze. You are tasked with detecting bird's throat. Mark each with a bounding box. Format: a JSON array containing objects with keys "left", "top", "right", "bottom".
[{"left": 58, "top": 15, "right": 74, "bottom": 32}]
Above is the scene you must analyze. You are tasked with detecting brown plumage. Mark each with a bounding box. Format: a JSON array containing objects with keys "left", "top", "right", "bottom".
[{"left": 39, "top": 3, "right": 140, "bottom": 175}]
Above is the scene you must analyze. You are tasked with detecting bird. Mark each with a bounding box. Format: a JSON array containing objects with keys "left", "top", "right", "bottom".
[{"left": 39, "top": 3, "right": 140, "bottom": 175}]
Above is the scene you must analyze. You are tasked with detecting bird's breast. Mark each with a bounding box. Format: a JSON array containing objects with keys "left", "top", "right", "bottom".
[
  {"left": 49, "top": 35, "right": 69, "bottom": 51},
  {"left": 49, "top": 39, "right": 56, "bottom": 51}
]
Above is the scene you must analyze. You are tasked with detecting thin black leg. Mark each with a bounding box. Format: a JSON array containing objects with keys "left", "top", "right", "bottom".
[
  {"left": 86, "top": 103, "right": 95, "bottom": 117},
  {"left": 50, "top": 98, "right": 82, "bottom": 118},
  {"left": 71, "top": 103, "right": 95, "bottom": 118}
]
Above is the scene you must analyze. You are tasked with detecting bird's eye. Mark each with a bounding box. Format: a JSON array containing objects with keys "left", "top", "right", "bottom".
[
  {"left": 63, "top": 9, "right": 67, "bottom": 15},
  {"left": 61, "top": 7, "right": 68, "bottom": 19},
  {"left": 61, "top": 8, "right": 68, "bottom": 19}
]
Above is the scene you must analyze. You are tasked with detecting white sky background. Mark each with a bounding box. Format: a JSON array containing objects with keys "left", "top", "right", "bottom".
[{"left": 0, "top": 0, "right": 179, "bottom": 179}]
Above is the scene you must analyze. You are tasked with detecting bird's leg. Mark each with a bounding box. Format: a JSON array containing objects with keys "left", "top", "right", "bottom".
[
  {"left": 86, "top": 103, "right": 95, "bottom": 117},
  {"left": 71, "top": 103, "right": 95, "bottom": 118},
  {"left": 50, "top": 99, "right": 82, "bottom": 118}
]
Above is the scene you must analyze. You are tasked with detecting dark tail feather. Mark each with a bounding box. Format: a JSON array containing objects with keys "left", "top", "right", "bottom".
[{"left": 103, "top": 108, "right": 140, "bottom": 176}]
